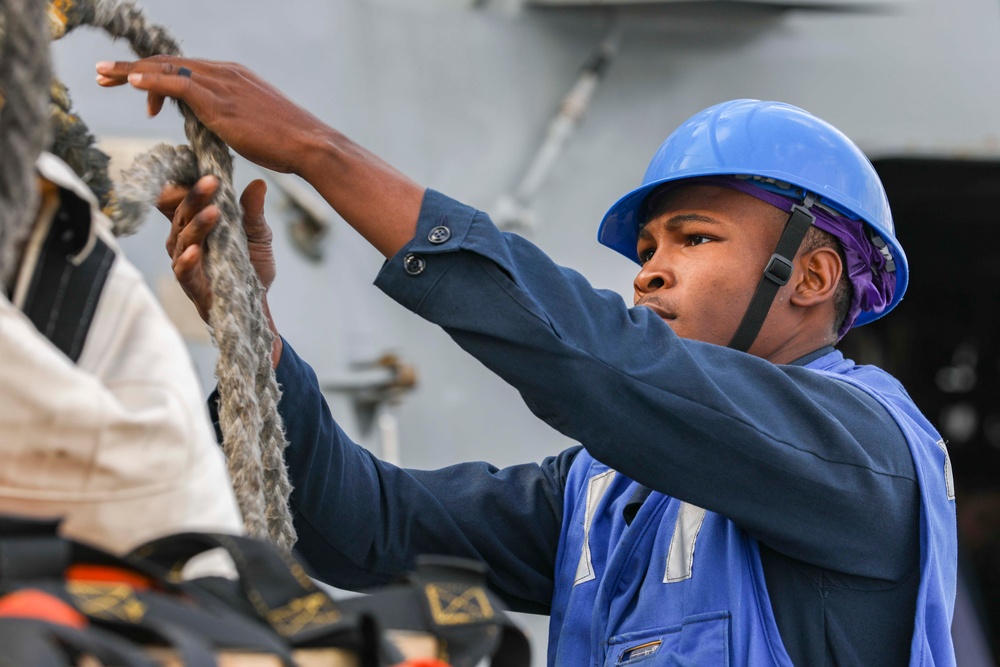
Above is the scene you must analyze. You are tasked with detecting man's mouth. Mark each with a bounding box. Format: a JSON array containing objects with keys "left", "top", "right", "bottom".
[{"left": 638, "top": 301, "right": 677, "bottom": 321}]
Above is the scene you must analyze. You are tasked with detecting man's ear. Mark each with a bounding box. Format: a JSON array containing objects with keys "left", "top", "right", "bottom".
[{"left": 789, "top": 246, "right": 842, "bottom": 308}]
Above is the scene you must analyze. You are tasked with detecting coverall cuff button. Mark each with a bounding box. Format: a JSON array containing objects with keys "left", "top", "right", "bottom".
[{"left": 403, "top": 252, "right": 427, "bottom": 275}]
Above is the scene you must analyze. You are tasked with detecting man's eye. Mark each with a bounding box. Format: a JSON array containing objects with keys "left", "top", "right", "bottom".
[
  {"left": 688, "top": 235, "right": 713, "bottom": 246},
  {"left": 638, "top": 248, "right": 655, "bottom": 264}
]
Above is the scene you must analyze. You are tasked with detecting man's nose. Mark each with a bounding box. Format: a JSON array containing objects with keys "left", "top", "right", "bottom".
[{"left": 633, "top": 251, "right": 676, "bottom": 295}]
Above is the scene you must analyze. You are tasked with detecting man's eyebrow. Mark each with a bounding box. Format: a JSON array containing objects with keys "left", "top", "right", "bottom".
[{"left": 639, "top": 213, "right": 722, "bottom": 236}]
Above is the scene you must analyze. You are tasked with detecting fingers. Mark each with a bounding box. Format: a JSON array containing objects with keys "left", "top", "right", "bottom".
[
  {"left": 96, "top": 55, "right": 206, "bottom": 84},
  {"left": 96, "top": 57, "right": 196, "bottom": 116},
  {"left": 175, "top": 205, "right": 220, "bottom": 259},
  {"left": 148, "top": 92, "right": 167, "bottom": 118},
  {"left": 238, "top": 180, "right": 277, "bottom": 292},
  {"left": 239, "top": 179, "right": 267, "bottom": 218},
  {"left": 97, "top": 56, "right": 207, "bottom": 117},
  {"left": 129, "top": 70, "right": 193, "bottom": 116},
  {"left": 172, "top": 244, "right": 212, "bottom": 323},
  {"left": 172, "top": 244, "right": 203, "bottom": 286},
  {"left": 173, "top": 175, "right": 218, "bottom": 234},
  {"left": 164, "top": 175, "right": 218, "bottom": 258},
  {"left": 239, "top": 179, "right": 272, "bottom": 242},
  {"left": 156, "top": 183, "right": 188, "bottom": 220},
  {"left": 98, "top": 56, "right": 314, "bottom": 175},
  {"left": 167, "top": 175, "right": 217, "bottom": 325}
]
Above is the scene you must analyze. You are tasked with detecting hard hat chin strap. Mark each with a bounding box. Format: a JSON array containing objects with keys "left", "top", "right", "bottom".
[{"left": 727, "top": 194, "right": 817, "bottom": 353}]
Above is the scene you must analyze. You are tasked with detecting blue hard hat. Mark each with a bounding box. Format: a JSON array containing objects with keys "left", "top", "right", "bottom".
[{"left": 597, "top": 99, "right": 908, "bottom": 328}]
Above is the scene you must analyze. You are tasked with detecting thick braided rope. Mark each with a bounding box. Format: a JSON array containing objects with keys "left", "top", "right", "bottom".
[
  {"left": 0, "top": 0, "right": 51, "bottom": 287},
  {"left": 53, "top": 0, "right": 296, "bottom": 548}
]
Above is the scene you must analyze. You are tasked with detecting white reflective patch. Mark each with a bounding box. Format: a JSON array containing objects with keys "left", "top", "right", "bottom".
[
  {"left": 663, "top": 502, "right": 708, "bottom": 583},
  {"left": 937, "top": 439, "right": 956, "bottom": 501},
  {"left": 574, "top": 470, "right": 616, "bottom": 586}
]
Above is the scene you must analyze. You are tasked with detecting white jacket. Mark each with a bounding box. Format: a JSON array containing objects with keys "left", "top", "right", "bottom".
[{"left": 0, "top": 153, "right": 244, "bottom": 554}]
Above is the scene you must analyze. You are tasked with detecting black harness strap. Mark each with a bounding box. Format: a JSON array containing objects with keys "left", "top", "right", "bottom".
[
  {"left": 0, "top": 618, "right": 161, "bottom": 667},
  {"left": 727, "top": 197, "right": 816, "bottom": 353},
  {"left": 20, "top": 188, "right": 115, "bottom": 363}
]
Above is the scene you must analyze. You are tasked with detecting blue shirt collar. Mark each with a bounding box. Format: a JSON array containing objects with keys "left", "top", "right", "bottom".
[{"left": 789, "top": 345, "right": 836, "bottom": 367}]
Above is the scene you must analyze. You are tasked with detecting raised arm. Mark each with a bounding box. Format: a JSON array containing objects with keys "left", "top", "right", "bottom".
[{"left": 371, "top": 191, "right": 920, "bottom": 581}]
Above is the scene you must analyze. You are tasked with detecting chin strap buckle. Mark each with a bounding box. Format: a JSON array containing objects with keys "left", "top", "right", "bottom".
[{"left": 727, "top": 194, "right": 816, "bottom": 353}]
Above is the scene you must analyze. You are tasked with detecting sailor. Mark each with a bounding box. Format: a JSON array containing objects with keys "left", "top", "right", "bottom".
[{"left": 98, "top": 56, "right": 957, "bottom": 665}]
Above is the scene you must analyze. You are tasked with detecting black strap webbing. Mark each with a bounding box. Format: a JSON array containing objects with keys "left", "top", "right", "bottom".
[
  {"left": 727, "top": 201, "right": 816, "bottom": 352},
  {"left": 21, "top": 188, "right": 115, "bottom": 363}
]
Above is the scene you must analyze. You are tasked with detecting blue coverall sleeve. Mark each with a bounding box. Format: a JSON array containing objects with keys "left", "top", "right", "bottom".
[
  {"left": 271, "top": 340, "right": 576, "bottom": 614},
  {"left": 372, "top": 189, "right": 919, "bottom": 581}
]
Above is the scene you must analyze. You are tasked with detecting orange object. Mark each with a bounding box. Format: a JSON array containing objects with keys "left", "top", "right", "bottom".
[
  {"left": 66, "top": 564, "right": 155, "bottom": 591},
  {"left": 395, "top": 660, "right": 452, "bottom": 667},
  {"left": 0, "top": 589, "right": 88, "bottom": 629}
]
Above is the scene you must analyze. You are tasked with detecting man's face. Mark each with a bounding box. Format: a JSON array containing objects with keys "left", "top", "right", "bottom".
[{"left": 633, "top": 184, "right": 786, "bottom": 347}]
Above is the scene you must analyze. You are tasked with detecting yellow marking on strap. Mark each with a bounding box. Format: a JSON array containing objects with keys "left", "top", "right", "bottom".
[
  {"left": 265, "top": 592, "right": 342, "bottom": 637},
  {"left": 424, "top": 583, "right": 494, "bottom": 626},
  {"left": 67, "top": 582, "right": 147, "bottom": 623}
]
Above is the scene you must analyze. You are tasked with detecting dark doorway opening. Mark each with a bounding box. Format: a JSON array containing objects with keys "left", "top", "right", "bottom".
[{"left": 840, "top": 157, "right": 1000, "bottom": 663}]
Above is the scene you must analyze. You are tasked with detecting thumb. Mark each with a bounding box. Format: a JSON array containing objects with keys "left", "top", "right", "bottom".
[{"left": 239, "top": 179, "right": 272, "bottom": 241}]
